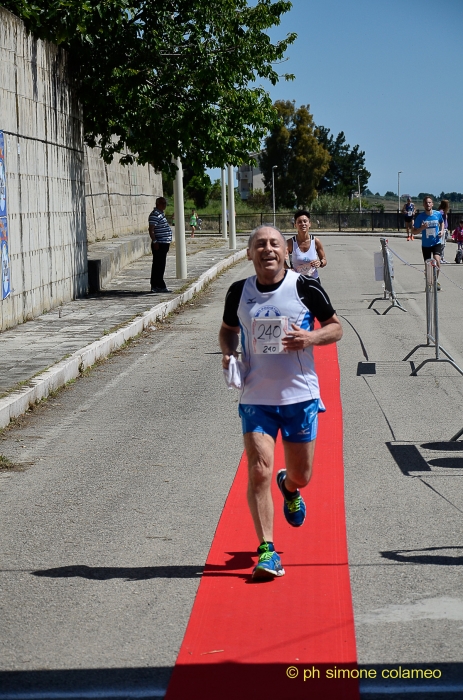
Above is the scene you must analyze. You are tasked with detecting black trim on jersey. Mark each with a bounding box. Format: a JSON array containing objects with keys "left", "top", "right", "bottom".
[{"left": 222, "top": 272, "right": 335, "bottom": 327}]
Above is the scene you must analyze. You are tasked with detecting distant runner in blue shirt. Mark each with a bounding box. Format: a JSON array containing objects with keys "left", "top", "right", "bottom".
[
  {"left": 401, "top": 197, "right": 416, "bottom": 240},
  {"left": 413, "top": 196, "right": 444, "bottom": 289}
]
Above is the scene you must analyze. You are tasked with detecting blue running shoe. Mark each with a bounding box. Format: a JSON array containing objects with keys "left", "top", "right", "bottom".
[
  {"left": 252, "top": 542, "right": 285, "bottom": 581},
  {"left": 276, "top": 469, "right": 306, "bottom": 527}
]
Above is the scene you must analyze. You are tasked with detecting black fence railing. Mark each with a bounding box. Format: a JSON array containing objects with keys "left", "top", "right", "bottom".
[{"left": 176, "top": 211, "right": 463, "bottom": 234}]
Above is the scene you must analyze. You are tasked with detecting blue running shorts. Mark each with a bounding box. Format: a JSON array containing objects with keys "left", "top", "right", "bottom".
[{"left": 238, "top": 399, "right": 325, "bottom": 443}]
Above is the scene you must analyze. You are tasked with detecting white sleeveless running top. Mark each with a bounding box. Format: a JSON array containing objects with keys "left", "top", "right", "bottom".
[
  {"left": 291, "top": 236, "right": 319, "bottom": 279},
  {"left": 237, "top": 272, "right": 320, "bottom": 406}
]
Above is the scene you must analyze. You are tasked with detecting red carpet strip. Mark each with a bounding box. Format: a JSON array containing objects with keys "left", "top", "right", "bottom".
[{"left": 165, "top": 343, "right": 359, "bottom": 699}]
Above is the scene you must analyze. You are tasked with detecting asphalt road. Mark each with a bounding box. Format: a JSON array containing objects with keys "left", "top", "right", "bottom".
[{"left": 1, "top": 236, "right": 463, "bottom": 698}]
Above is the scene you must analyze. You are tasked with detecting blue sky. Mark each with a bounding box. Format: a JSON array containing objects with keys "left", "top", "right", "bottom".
[{"left": 219, "top": 0, "right": 463, "bottom": 198}]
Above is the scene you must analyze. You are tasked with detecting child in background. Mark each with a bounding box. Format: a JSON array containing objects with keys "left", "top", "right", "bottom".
[{"left": 190, "top": 209, "right": 198, "bottom": 238}]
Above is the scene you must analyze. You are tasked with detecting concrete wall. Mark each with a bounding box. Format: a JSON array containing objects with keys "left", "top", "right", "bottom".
[
  {"left": 0, "top": 7, "right": 162, "bottom": 331},
  {"left": 0, "top": 6, "right": 87, "bottom": 331},
  {"left": 85, "top": 146, "right": 161, "bottom": 244}
]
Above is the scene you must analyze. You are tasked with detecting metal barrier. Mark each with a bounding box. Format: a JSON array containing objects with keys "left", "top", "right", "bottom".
[
  {"left": 368, "top": 237, "right": 407, "bottom": 314},
  {"left": 179, "top": 210, "right": 463, "bottom": 234},
  {"left": 403, "top": 259, "right": 463, "bottom": 376}
]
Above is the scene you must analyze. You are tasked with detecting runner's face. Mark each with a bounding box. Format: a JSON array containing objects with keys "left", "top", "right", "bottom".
[
  {"left": 248, "top": 228, "right": 286, "bottom": 280},
  {"left": 295, "top": 216, "right": 311, "bottom": 235},
  {"left": 424, "top": 198, "right": 433, "bottom": 213}
]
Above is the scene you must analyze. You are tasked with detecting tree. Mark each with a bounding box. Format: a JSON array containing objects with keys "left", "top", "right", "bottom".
[
  {"left": 247, "top": 188, "right": 271, "bottom": 210},
  {"left": 4, "top": 0, "right": 296, "bottom": 173},
  {"left": 259, "top": 101, "right": 331, "bottom": 208},
  {"left": 209, "top": 179, "right": 222, "bottom": 201},
  {"left": 385, "top": 191, "right": 396, "bottom": 198},
  {"left": 162, "top": 172, "right": 174, "bottom": 198},
  {"left": 185, "top": 173, "right": 212, "bottom": 209},
  {"left": 315, "top": 126, "right": 370, "bottom": 197},
  {"left": 439, "top": 192, "right": 462, "bottom": 202}
]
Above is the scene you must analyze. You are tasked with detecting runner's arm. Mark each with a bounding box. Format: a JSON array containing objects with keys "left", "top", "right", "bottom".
[
  {"left": 314, "top": 237, "right": 327, "bottom": 268},
  {"left": 219, "top": 322, "right": 240, "bottom": 369},
  {"left": 413, "top": 217, "right": 425, "bottom": 235}
]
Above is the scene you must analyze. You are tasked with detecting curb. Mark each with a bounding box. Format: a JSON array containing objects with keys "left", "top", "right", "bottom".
[{"left": 0, "top": 248, "right": 248, "bottom": 430}]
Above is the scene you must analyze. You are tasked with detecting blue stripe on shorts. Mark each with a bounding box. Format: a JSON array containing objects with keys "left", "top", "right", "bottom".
[{"left": 238, "top": 399, "right": 325, "bottom": 443}]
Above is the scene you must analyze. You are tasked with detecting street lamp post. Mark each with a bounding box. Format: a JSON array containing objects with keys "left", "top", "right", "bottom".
[
  {"left": 272, "top": 165, "right": 278, "bottom": 227},
  {"left": 221, "top": 167, "right": 227, "bottom": 239},
  {"left": 398, "top": 171, "right": 402, "bottom": 214}
]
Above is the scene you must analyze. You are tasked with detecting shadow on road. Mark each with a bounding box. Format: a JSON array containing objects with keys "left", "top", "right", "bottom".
[
  {"left": 31, "top": 564, "right": 203, "bottom": 580},
  {"left": 380, "top": 546, "right": 463, "bottom": 566}
]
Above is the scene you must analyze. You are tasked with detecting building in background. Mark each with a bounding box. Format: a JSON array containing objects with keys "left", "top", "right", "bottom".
[{"left": 237, "top": 153, "right": 264, "bottom": 200}]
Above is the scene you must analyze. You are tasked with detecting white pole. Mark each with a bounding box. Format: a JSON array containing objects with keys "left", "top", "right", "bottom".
[
  {"left": 358, "top": 173, "right": 362, "bottom": 213},
  {"left": 272, "top": 165, "right": 277, "bottom": 226},
  {"left": 228, "top": 164, "right": 236, "bottom": 249},
  {"left": 173, "top": 156, "right": 187, "bottom": 278},
  {"left": 221, "top": 168, "right": 227, "bottom": 239}
]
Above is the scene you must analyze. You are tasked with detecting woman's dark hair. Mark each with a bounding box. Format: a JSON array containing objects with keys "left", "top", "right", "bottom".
[
  {"left": 294, "top": 209, "right": 311, "bottom": 222},
  {"left": 438, "top": 199, "right": 449, "bottom": 213}
]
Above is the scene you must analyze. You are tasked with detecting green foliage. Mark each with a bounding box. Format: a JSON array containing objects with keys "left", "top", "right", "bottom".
[
  {"left": 246, "top": 188, "right": 271, "bottom": 210},
  {"left": 439, "top": 192, "right": 462, "bottom": 202},
  {"left": 385, "top": 191, "right": 397, "bottom": 198},
  {"left": 185, "top": 173, "right": 212, "bottom": 209},
  {"left": 259, "top": 101, "right": 330, "bottom": 208},
  {"left": 209, "top": 179, "right": 222, "bottom": 201},
  {"left": 309, "top": 194, "right": 368, "bottom": 214},
  {"left": 162, "top": 171, "right": 174, "bottom": 198},
  {"left": 4, "top": 0, "right": 296, "bottom": 172},
  {"left": 315, "top": 126, "right": 370, "bottom": 197}
]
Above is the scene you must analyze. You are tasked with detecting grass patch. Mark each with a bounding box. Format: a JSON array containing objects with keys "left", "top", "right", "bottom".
[{"left": 0, "top": 454, "right": 15, "bottom": 470}]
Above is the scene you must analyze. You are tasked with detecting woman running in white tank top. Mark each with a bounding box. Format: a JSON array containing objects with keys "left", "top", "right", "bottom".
[{"left": 286, "top": 209, "right": 327, "bottom": 280}]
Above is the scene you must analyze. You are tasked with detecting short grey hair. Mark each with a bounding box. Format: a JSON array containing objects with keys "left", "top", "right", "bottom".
[{"left": 247, "top": 224, "right": 286, "bottom": 249}]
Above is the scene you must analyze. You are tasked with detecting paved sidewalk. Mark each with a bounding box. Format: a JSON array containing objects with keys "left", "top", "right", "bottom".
[{"left": 1, "top": 237, "right": 246, "bottom": 397}]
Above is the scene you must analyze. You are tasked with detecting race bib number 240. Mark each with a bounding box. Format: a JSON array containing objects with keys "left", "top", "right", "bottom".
[{"left": 251, "top": 316, "right": 289, "bottom": 354}]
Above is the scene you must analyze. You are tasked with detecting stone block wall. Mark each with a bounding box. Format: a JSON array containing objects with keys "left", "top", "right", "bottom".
[
  {"left": 0, "top": 6, "right": 86, "bottom": 331},
  {"left": 0, "top": 7, "right": 162, "bottom": 331},
  {"left": 85, "top": 146, "right": 161, "bottom": 244}
]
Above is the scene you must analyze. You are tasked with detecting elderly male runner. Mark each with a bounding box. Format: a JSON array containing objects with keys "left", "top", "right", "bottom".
[
  {"left": 413, "top": 196, "right": 445, "bottom": 289},
  {"left": 219, "top": 225, "right": 342, "bottom": 581}
]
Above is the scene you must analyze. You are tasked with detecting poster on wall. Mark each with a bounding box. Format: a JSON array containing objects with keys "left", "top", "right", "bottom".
[
  {"left": 0, "top": 130, "right": 11, "bottom": 300},
  {"left": 1, "top": 218, "right": 11, "bottom": 300}
]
